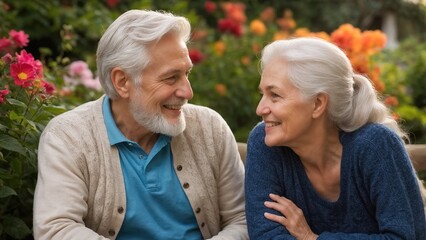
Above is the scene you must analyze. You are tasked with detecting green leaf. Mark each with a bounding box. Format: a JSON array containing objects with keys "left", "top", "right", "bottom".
[
  {"left": 42, "top": 105, "right": 67, "bottom": 115},
  {"left": 0, "top": 186, "right": 17, "bottom": 198},
  {"left": 0, "top": 134, "right": 26, "bottom": 155},
  {"left": 5, "top": 98, "right": 27, "bottom": 108},
  {"left": 2, "top": 215, "right": 32, "bottom": 239},
  {"left": 9, "top": 111, "right": 24, "bottom": 121}
]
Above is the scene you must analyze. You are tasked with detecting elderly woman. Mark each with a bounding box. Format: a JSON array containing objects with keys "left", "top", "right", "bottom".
[{"left": 245, "top": 37, "right": 426, "bottom": 239}]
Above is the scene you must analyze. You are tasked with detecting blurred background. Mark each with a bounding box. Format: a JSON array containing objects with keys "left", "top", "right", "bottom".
[{"left": 0, "top": 0, "right": 425, "bottom": 239}]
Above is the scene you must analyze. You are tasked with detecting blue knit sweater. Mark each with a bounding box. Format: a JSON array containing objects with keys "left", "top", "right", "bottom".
[{"left": 245, "top": 122, "right": 426, "bottom": 239}]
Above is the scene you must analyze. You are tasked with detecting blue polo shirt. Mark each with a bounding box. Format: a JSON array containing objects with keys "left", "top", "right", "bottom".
[{"left": 102, "top": 97, "right": 202, "bottom": 240}]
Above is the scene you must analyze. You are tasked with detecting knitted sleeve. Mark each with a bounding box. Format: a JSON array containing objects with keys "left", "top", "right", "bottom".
[{"left": 245, "top": 123, "right": 295, "bottom": 239}]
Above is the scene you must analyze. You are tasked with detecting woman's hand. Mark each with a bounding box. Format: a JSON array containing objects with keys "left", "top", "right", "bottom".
[{"left": 264, "top": 193, "right": 318, "bottom": 240}]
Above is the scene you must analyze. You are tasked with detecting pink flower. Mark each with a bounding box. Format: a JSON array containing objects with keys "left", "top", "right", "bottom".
[
  {"left": 0, "top": 38, "right": 12, "bottom": 52},
  {"left": 15, "top": 50, "right": 43, "bottom": 78},
  {"left": 9, "top": 30, "right": 29, "bottom": 48},
  {"left": 68, "top": 60, "right": 93, "bottom": 79},
  {"left": 10, "top": 62, "right": 36, "bottom": 88},
  {"left": 82, "top": 77, "right": 102, "bottom": 91},
  {"left": 1, "top": 53, "right": 13, "bottom": 64},
  {"left": 0, "top": 89, "right": 9, "bottom": 104},
  {"left": 64, "top": 60, "right": 102, "bottom": 91}
]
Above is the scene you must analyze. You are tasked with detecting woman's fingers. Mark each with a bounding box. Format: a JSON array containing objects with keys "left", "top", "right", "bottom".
[
  {"left": 264, "top": 212, "right": 287, "bottom": 225},
  {"left": 265, "top": 193, "right": 298, "bottom": 217}
]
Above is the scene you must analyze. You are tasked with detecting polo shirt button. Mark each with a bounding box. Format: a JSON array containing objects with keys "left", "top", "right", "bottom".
[
  {"left": 117, "top": 206, "right": 124, "bottom": 214},
  {"left": 176, "top": 165, "right": 183, "bottom": 171},
  {"left": 195, "top": 207, "right": 201, "bottom": 213},
  {"left": 183, "top": 182, "right": 189, "bottom": 189},
  {"left": 201, "top": 222, "right": 205, "bottom": 227},
  {"left": 108, "top": 229, "right": 115, "bottom": 236}
]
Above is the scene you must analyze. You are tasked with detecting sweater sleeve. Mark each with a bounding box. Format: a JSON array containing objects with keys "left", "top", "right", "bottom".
[
  {"left": 33, "top": 122, "right": 109, "bottom": 240},
  {"left": 207, "top": 108, "right": 249, "bottom": 240},
  {"left": 245, "top": 123, "right": 295, "bottom": 240},
  {"left": 318, "top": 126, "right": 426, "bottom": 239}
]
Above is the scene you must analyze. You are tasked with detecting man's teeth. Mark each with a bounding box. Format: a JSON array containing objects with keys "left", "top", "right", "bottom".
[{"left": 165, "top": 105, "right": 181, "bottom": 110}]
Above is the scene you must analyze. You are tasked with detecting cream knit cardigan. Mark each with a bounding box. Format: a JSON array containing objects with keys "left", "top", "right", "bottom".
[{"left": 33, "top": 96, "right": 248, "bottom": 240}]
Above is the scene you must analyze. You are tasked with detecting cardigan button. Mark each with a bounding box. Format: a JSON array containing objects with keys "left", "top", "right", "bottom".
[
  {"left": 183, "top": 182, "right": 190, "bottom": 189},
  {"left": 117, "top": 206, "right": 124, "bottom": 214},
  {"left": 201, "top": 222, "right": 205, "bottom": 228},
  {"left": 176, "top": 165, "right": 183, "bottom": 171},
  {"left": 108, "top": 229, "right": 116, "bottom": 236},
  {"left": 195, "top": 207, "right": 201, "bottom": 213}
]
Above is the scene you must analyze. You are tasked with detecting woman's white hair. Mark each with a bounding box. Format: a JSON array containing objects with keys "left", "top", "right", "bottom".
[
  {"left": 261, "top": 37, "right": 407, "bottom": 140},
  {"left": 96, "top": 9, "right": 191, "bottom": 99}
]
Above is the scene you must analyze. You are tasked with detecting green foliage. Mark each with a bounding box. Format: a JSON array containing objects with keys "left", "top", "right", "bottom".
[
  {"left": 189, "top": 34, "right": 264, "bottom": 142},
  {"left": 378, "top": 38, "right": 426, "bottom": 143},
  {"left": 0, "top": 1, "right": 425, "bottom": 239},
  {"left": 0, "top": 58, "right": 66, "bottom": 239}
]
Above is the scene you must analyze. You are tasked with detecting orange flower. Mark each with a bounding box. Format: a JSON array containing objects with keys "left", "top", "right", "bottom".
[
  {"left": 350, "top": 54, "right": 369, "bottom": 74},
  {"left": 273, "top": 31, "right": 289, "bottom": 41},
  {"left": 384, "top": 96, "right": 399, "bottom": 107},
  {"left": 369, "top": 66, "right": 385, "bottom": 92},
  {"left": 260, "top": 7, "right": 275, "bottom": 22},
  {"left": 360, "top": 30, "right": 387, "bottom": 55},
  {"left": 276, "top": 18, "right": 296, "bottom": 31},
  {"left": 251, "top": 43, "right": 261, "bottom": 54},
  {"left": 191, "top": 29, "right": 208, "bottom": 41},
  {"left": 250, "top": 19, "right": 266, "bottom": 36},
  {"left": 293, "top": 28, "right": 311, "bottom": 37},
  {"left": 310, "top": 31, "right": 330, "bottom": 41},
  {"left": 241, "top": 56, "right": 250, "bottom": 65},
  {"left": 215, "top": 83, "right": 227, "bottom": 96},
  {"left": 276, "top": 9, "right": 296, "bottom": 30},
  {"left": 221, "top": 2, "right": 246, "bottom": 24},
  {"left": 331, "top": 24, "right": 362, "bottom": 53},
  {"left": 391, "top": 112, "right": 400, "bottom": 121},
  {"left": 213, "top": 41, "right": 226, "bottom": 56}
]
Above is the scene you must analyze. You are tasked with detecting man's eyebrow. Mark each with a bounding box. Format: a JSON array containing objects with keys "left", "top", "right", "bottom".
[{"left": 159, "top": 65, "right": 193, "bottom": 77}]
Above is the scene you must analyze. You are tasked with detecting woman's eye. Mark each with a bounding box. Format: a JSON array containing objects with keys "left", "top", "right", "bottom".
[{"left": 271, "top": 92, "right": 279, "bottom": 98}]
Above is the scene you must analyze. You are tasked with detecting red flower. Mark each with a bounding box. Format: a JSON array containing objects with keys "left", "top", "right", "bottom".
[
  {"left": 9, "top": 30, "right": 29, "bottom": 48},
  {"left": 204, "top": 1, "right": 216, "bottom": 14},
  {"left": 106, "top": 0, "right": 119, "bottom": 8},
  {"left": 0, "top": 89, "right": 9, "bottom": 104},
  {"left": 15, "top": 50, "right": 43, "bottom": 78},
  {"left": 218, "top": 18, "right": 243, "bottom": 37},
  {"left": 189, "top": 49, "right": 204, "bottom": 64},
  {"left": 42, "top": 80, "right": 56, "bottom": 95},
  {"left": 10, "top": 62, "right": 37, "bottom": 88}
]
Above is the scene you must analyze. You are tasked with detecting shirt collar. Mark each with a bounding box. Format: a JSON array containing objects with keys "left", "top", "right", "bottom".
[{"left": 102, "top": 96, "right": 171, "bottom": 146}]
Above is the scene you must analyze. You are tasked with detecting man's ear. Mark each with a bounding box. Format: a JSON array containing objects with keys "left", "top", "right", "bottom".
[
  {"left": 312, "top": 93, "right": 328, "bottom": 119},
  {"left": 111, "top": 67, "right": 130, "bottom": 98}
]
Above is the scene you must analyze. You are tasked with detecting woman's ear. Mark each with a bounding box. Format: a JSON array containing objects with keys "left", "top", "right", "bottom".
[
  {"left": 312, "top": 93, "right": 328, "bottom": 119},
  {"left": 111, "top": 67, "right": 130, "bottom": 98}
]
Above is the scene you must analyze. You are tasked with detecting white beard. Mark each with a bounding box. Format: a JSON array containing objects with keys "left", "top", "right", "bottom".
[{"left": 129, "top": 95, "right": 187, "bottom": 137}]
